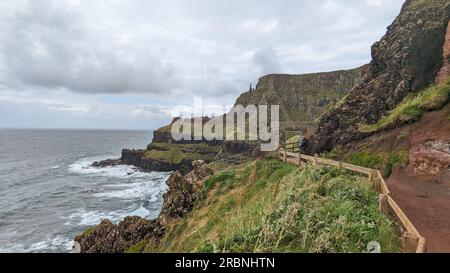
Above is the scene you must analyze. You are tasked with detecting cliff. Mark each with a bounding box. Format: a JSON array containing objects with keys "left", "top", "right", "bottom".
[
  {"left": 235, "top": 66, "right": 367, "bottom": 122},
  {"left": 309, "top": 0, "right": 450, "bottom": 153}
]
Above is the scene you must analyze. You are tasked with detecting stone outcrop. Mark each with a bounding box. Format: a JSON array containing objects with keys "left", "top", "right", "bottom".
[
  {"left": 120, "top": 149, "right": 194, "bottom": 175},
  {"left": 437, "top": 20, "right": 450, "bottom": 85},
  {"left": 75, "top": 160, "right": 214, "bottom": 253},
  {"left": 309, "top": 0, "right": 450, "bottom": 153},
  {"left": 410, "top": 140, "right": 450, "bottom": 175},
  {"left": 159, "top": 160, "right": 213, "bottom": 224},
  {"left": 235, "top": 66, "right": 367, "bottom": 122},
  {"left": 74, "top": 216, "right": 157, "bottom": 253}
]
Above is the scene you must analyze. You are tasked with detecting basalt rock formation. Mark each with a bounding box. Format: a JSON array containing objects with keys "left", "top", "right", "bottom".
[
  {"left": 309, "top": 0, "right": 450, "bottom": 153},
  {"left": 437, "top": 20, "right": 450, "bottom": 85},
  {"left": 121, "top": 149, "right": 195, "bottom": 175},
  {"left": 74, "top": 216, "right": 156, "bottom": 253},
  {"left": 235, "top": 66, "right": 367, "bottom": 123},
  {"left": 75, "top": 161, "right": 214, "bottom": 253},
  {"left": 158, "top": 160, "right": 214, "bottom": 224}
]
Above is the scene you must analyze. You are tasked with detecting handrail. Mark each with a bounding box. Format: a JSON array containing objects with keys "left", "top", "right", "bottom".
[{"left": 278, "top": 148, "right": 426, "bottom": 253}]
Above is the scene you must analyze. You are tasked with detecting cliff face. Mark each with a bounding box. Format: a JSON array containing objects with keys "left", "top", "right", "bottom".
[
  {"left": 310, "top": 0, "right": 450, "bottom": 153},
  {"left": 235, "top": 66, "right": 367, "bottom": 122},
  {"left": 437, "top": 20, "right": 450, "bottom": 85}
]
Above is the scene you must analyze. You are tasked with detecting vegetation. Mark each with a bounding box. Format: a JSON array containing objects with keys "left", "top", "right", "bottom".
[
  {"left": 82, "top": 227, "right": 96, "bottom": 237},
  {"left": 144, "top": 143, "right": 220, "bottom": 164},
  {"left": 359, "top": 78, "right": 450, "bottom": 133},
  {"left": 139, "top": 159, "right": 401, "bottom": 253},
  {"left": 126, "top": 241, "right": 147, "bottom": 253},
  {"left": 325, "top": 147, "right": 409, "bottom": 177},
  {"left": 348, "top": 150, "right": 409, "bottom": 177}
]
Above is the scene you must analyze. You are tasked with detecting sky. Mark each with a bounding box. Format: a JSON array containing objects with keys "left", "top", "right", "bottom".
[{"left": 0, "top": 0, "right": 405, "bottom": 130}]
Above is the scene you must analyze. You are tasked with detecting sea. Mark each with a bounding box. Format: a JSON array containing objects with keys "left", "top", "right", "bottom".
[{"left": 0, "top": 129, "right": 170, "bottom": 253}]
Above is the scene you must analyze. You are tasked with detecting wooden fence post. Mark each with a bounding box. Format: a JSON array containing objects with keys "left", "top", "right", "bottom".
[
  {"left": 402, "top": 232, "right": 420, "bottom": 253},
  {"left": 283, "top": 150, "right": 287, "bottom": 162},
  {"left": 379, "top": 194, "right": 389, "bottom": 215},
  {"left": 368, "top": 170, "right": 375, "bottom": 183},
  {"left": 374, "top": 178, "right": 382, "bottom": 193}
]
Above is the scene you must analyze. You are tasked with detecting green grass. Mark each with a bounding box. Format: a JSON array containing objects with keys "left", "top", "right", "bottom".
[
  {"left": 81, "top": 227, "right": 96, "bottom": 237},
  {"left": 348, "top": 151, "right": 409, "bottom": 177},
  {"left": 406, "top": 0, "right": 434, "bottom": 10},
  {"left": 140, "top": 159, "right": 401, "bottom": 253},
  {"left": 144, "top": 143, "right": 220, "bottom": 164},
  {"left": 125, "top": 241, "right": 147, "bottom": 253},
  {"left": 359, "top": 78, "right": 450, "bottom": 133}
]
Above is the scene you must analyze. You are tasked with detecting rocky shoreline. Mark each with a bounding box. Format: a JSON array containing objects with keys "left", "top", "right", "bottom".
[
  {"left": 91, "top": 149, "right": 197, "bottom": 175},
  {"left": 75, "top": 160, "right": 214, "bottom": 253}
]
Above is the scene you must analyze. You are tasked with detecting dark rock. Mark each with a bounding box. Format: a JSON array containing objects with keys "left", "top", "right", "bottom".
[
  {"left": 309, "top": 0, "right": 450, "bottom": 154},
  {"left": 75, "top": 160, "right": 214, "bottom": 253},
  {"left": 75, "top": 217, "right": 157, "bottom": 253},
  {"left": 91, "top": 159, "right": 123, "bottom": 168},
  {"left": 121, "top": 149, "right": 194, "bottom": 175},
  {"left": 436, "top": 20, "right": 450, "bottom": 85}
]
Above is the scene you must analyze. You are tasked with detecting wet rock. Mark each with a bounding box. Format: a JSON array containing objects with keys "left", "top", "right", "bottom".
[{"left": 91, "top": 159, "right": 123, "bottom": 168}]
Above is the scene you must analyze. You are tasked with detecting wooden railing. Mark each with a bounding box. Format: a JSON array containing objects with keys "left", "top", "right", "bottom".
[{"left": 278, "top": 148, "right": 426, "bottom": 253}]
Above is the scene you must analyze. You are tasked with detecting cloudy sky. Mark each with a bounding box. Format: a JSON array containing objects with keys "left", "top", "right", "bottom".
[{"left": 0, "top": 0, "right": 405, "bottom": 130}]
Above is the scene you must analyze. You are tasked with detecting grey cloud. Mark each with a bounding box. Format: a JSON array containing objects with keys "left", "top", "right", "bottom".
[
  {"left": 0, "top": 0, "right": 407, "bottom": 129},
  {"left": 1, "top": 0, "right": 178, "bottom": 95},
  {"left": 252, "top": 48, "right": 282, "bottom": 75}
]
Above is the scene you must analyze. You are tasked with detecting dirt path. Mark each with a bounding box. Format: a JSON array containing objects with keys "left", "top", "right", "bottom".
[
  {"left": 386, "top": 105, "right": 450, "bottom": 253},
  {"left": 388, "top": 168, "right": 450, "bottom": 252},
  {"left": 346, "top": 104, "right": 450, "bottom": 252}
]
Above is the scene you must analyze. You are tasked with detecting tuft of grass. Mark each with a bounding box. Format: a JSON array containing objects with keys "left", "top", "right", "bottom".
[
  {"left": 349, "top": 150, "right": 409, "bottom": 177},
  {"left": 125, "top": 241, "right": 146, "bottom": 253},
  {"left": 144, "top": 159, "right": 401, "bottom": 253},
  {"left": 82, "top": 227, "right": 96, "bottom": 237},
  {"left": 359, "top": 78, "right": 450, "bottom": 133}
]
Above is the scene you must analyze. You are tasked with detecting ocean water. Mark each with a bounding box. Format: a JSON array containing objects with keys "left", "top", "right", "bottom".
[{"left": 0, "top": 129, "right": 170, "bottom": 253}]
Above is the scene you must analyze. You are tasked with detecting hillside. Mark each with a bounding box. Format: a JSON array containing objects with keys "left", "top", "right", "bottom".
[
  {"left": 235, "top": 66, "right": 367, "bottom": 122},
  {"left": 309, "top": 0, "right": 450, "bottom": 153},
  {"left": 76, "top": 159, "right": 401, "bottom": 253},
  {"left": 74, "top": 0, "right": 450, "bottom": 253}
]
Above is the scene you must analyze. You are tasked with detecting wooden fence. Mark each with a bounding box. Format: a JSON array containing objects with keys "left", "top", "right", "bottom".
[{"left": 278, "top": 148, "right": 426, "bottom": 253}]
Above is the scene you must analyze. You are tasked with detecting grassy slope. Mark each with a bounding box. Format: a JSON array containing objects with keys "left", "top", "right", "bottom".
[
  {"left": 144, "top": 143, "right": 221, "bottom": 164},
  {"left": 326, "top": 148, "right": 410, "bottom": 178},
  {"left": 135, "top": 159, "right": 401, "bottom": 253},
  {"left": 359, "top": 78, "right": 450, "bottom": 133}
]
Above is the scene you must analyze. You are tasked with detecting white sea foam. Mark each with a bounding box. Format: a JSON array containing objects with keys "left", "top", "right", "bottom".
[
  {"left": 0, "top": 235, "right": 73, "bottom": 253},
  {"left": 93, "top": 178, "right": 167, "bottom": 200},
  {"left": 26, "top": 235, "right": 73, "bottom": 252},
  {"left": 68, "top": 157, "right": 152, "bottom": 178},
  {"left": 63, "top": 205, "right": 153, "bottom": 226}
]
